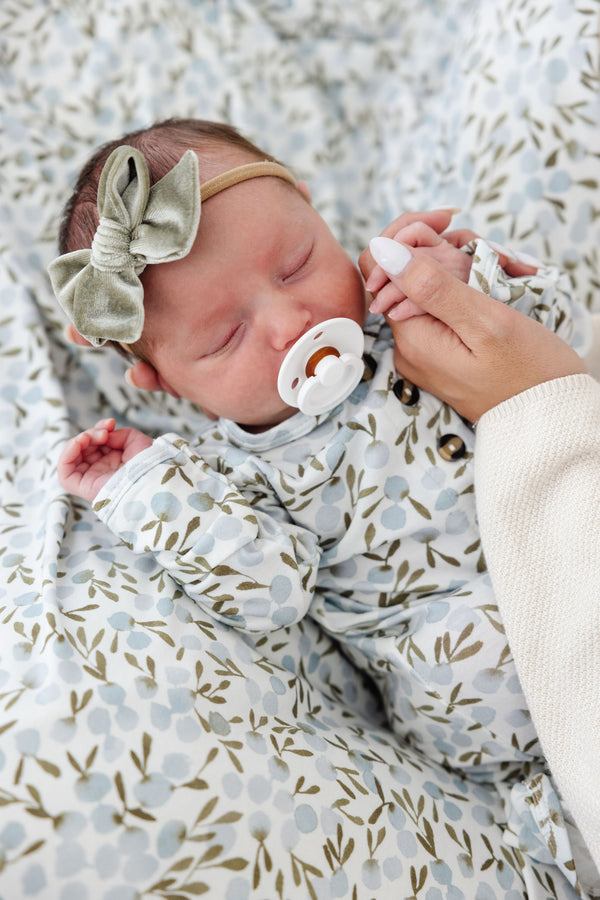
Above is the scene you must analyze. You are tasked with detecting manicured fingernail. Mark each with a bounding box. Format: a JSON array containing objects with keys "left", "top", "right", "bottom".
[
  {"left": 487, "top": 240, "right": 517, "bottom": 261},
  {"left": 369, "top": 237, "right": 413, "bottom": 275},
  {"left": 514, "top": 250, "right": 543, "bottom": 268},
  {"left": 387, "top": 303, "right": 406, "bottom": 321},
  {"left": 124, "top": 368, "right": 136, "bottom": 388},
  {"left": 438, "top": 206, "right": 462, "bottom": 214}
]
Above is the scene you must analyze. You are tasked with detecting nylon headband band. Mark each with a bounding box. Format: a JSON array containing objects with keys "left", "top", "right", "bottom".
[{"left": 200, "top": 161, "right": 297, "bottom": 200}]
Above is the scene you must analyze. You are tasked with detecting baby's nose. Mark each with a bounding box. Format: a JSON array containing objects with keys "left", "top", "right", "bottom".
[{"left": 269, "top": 303, "right": 312, "bottom": 352}]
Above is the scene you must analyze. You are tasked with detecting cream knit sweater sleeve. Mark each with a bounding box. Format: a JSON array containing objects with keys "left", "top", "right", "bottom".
[{"left": 475, "top": 373, "right": 600, "bottom": 874}]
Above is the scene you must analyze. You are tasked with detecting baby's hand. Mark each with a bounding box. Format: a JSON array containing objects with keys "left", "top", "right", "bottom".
[
  {"left": 58, "top": 418, "right": 153, "bottom": 503},
  {"left": 366, "top": 222, "right": 473, "bottom": 322}
]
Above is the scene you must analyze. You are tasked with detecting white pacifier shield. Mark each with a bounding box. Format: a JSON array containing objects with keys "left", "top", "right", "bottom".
[{"left": 277, "top": 317, "right": 365, "bottom": 415}]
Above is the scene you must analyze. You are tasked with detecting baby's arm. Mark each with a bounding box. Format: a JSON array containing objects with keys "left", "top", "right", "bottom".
[
  {"left": 91, "top": 434, "right": 320, "bottom": 632},
  {"left": 58, "top": 418, "right": 153, "bottom": 502}
]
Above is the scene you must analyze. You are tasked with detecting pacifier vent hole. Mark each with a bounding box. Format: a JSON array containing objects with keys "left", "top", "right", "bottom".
[
  {"left": 313, "top": 331, "right": 323, "bottom": 341},
  {"left": 291, "top": 377, "right": 299, "bottom": 389}
]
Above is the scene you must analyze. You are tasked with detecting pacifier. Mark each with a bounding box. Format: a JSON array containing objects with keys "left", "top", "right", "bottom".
[{"left": 277, "top": 317, "right": 365, "bottom": 415}]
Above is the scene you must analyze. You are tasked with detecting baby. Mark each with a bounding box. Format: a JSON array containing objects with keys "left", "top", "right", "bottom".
[{"left": 50, "top": 118, "right": 592, "bottom": 889}]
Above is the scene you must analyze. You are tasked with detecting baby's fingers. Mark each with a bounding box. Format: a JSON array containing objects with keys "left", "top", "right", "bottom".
[
  {"left": 387, "top": 300, "right": 427, "bottom": 322},
  {"left": 58, "top": 419, "right": 115, "bottom": 469},
  {"left": 91, "top": 418, "right": 116, "bottom": 438},
  {"left": 368, "top": 237, "right": 495, "bottom": 342},
  {"left": 80, "top": 418, "right": 116, "bottom": 448},
  {"left": 366, "top": 223, "right": 443, "bottom": 295},
  {"left": 364, "top": 264, "right": 389, "bottom": 295},
  {"left": 369, "top": 281, "right": 406, "bottom": 315},
  {"left": 443, "top": 228, "right": 479, "bottom": 248},
  {"left": 444, "top": 230, "right": 538, "bottom": 276},
  {"left": 391, "top": 221, "right": 444, "bottom": 248},
  {"left": 59, "top": 432, "right": 91, "bottom": 467},
  {"left": 368, "top": 279, "right": 427, "bottom": 321}
]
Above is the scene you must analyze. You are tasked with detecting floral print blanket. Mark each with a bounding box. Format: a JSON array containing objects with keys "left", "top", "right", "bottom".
[{"left": 1, "top": 1, "right": 598, "bottom": 898}]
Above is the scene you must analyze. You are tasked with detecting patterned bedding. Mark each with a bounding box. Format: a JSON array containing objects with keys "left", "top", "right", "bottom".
[{"left": 1, "top": 1, "right": 598, "bottom": 897}]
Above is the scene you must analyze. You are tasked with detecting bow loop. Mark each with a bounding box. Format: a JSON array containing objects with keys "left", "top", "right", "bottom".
[
  {"left": 99, "top": 145, "right": 151, "bottom": 228},
  {"left": 48, "top": 145, "right": 201, "bottom": 347},
  {"left": 131, "top": 151, "right": 201, "bottom": 264}
]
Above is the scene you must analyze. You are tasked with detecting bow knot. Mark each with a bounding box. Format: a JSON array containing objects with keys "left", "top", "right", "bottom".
[
  {"left": 91, "top": 216, "right": 138, "bottom": 272},
  {"left": 48, "top": 145, "right": 201, "bottom": 347}
]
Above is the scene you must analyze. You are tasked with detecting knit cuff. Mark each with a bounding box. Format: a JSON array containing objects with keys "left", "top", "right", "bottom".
[{"left": 477, "top": 373, "right": 599, "bottom": 429}]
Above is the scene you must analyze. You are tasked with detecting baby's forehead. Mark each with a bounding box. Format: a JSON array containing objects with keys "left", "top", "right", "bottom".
[
  {"left": 143, "top": 174, "right": 305, "bottom": 286},
  {"left": 194, "top": 172, "right": 308, "bottom": 246}
]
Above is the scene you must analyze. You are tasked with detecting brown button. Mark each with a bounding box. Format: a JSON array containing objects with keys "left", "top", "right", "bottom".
[
  {"left": 437, "top": 434, "right": 466, "bottom": 461},
  {"left": 362, "top": 353, "right": 377, "bottom": 382},
  {"left": 393, "top": 377, "right": 420, "bottom": 406}
]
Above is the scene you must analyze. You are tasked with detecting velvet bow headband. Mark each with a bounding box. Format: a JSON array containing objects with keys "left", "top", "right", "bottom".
[{"left": 48, "top": 145, "right": 297, "bottom": 348}]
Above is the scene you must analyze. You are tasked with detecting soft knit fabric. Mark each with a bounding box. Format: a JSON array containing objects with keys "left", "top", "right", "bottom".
[
  {"left": 475, "top": 373, "right": 600, "bottom": 893},
  {"left": 92, "top": 243, "right": 595, "bottom": 893}
]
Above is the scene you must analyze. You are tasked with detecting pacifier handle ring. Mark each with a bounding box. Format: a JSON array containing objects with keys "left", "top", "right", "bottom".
[{"left": 305, "top": 346, "right": 340, "bottom": 378}]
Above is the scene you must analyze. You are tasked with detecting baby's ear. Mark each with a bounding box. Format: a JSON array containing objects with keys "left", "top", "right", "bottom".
[
  {"left": 296, "top": 181, "right": 311, "bottom": 203},
  {"left": 125, "top": 360, "right": 180, "bottom": 398},
  {"left": 64, "top": 323, "right": 95, "bottom": 347},
  {"left": 126, "top": 360, "right": 219, "bottom": 419}
]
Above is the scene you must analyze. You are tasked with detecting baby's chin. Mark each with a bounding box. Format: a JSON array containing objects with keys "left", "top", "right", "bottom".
[{"left": 236, "top": 404, "right": 298, "bottom": 433}]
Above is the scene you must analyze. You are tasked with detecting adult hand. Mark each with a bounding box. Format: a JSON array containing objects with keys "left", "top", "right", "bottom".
[
  {"left": 362, "top": 241, "right": 587, "bottom": 422},
  {"left": 366, "top": 221, "right": 473, "bottom": 322},
  {"left": 362, "top": 213, "right": 536, "bottom": 293},
  {"left": 361, "top": 216, "right": 537, "bottom": 323}
]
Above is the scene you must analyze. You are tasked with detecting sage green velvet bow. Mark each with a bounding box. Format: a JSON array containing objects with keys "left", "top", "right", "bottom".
[{"left": 48, "top": 145, "right": 201, "bottom": 347}]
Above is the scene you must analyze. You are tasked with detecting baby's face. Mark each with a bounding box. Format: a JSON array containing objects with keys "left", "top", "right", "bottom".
[{"left": 140, "top": 175, "right": 368, "bottom": 429}]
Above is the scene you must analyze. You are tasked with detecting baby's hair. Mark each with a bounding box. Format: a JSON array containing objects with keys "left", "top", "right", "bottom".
[
  {"left": 59, "top": 118, "right": 280, "bottom": 255},
  {"left": 58, "top": 118, "right": 283, "bottom": 363}
]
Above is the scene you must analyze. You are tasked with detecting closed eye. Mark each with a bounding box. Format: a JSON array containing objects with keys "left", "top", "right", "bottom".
[
  {"left": 282, "top": 244, "right": 313, "bottom": 282},
  {"left": 201, "top": 323, "right": 244, "bottom": 359}
]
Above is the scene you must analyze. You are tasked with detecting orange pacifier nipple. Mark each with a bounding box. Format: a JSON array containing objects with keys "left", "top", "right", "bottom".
[{"left": 277, "top": 318, "right": 365, "bottom": 415}]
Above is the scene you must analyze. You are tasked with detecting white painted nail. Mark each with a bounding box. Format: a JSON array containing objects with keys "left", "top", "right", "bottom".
[
  {"left": 514, "top": 250, "right": 544, "bottom": 268},
  {"left": 487, "top": 240, "right": 517, "bottom": 261},
  {"left": 369, "top": 237, "right": 413, "bottom": 276}
]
